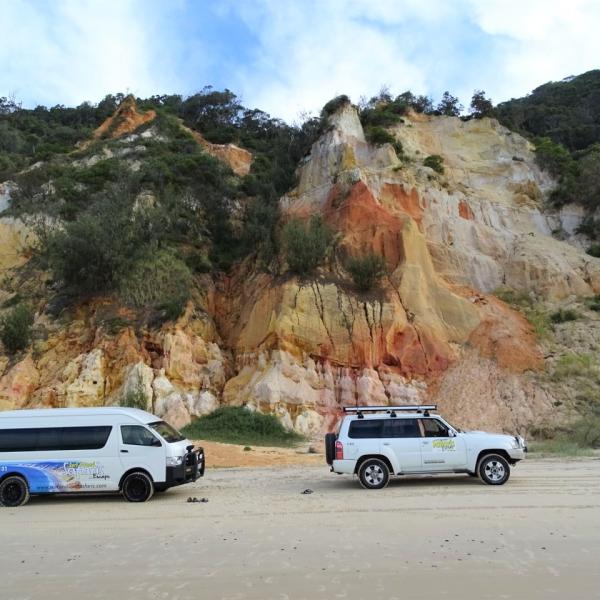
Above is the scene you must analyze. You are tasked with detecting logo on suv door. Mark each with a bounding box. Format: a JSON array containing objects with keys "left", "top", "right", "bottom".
[{"left": 432, "top": 439, "right": 456, "bottom": 451}]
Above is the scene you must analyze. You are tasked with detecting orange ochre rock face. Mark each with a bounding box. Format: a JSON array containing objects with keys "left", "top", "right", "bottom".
[
  {"left": 93, "top": 95, "right": 156, "bottom": 140},
  {"left": 458, "top": 199, "right": 474, "bottom": 220},
  {"left": 184, "top": 126, "right": 253, "bottom": 177},
  {"left": 325, "top": 181, "right": 407, "bottom": 269},
  {"left": 468, "top": 296, "right": 543, "bottom": 373}
]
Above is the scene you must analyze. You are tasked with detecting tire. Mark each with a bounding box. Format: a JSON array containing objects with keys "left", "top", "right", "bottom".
[
  {"left": 325, "top": 433, "right": 337, "bottom": 465},
  {"left": 0, "top": 476, "right": 30, "bottom": 507},
  {"left": 358, "top": 458, "right": 390, "bottom": 490},
  {"left": 478, "top": 454, "right": 510, "bottom": 485},
  {"left": 121, "top": 471, "right": 155, "bottom": 502}
]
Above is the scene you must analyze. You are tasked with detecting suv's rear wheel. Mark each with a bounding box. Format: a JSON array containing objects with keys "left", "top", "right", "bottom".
[
  {"left": 358, "top": 458, "right": 390, "bottom": 490},
  {"left": 0, "top": 476, "right": 30, "bottom": 507},
  {"left": 122, "top": 471, "right": 154, "bottom": 502},
  {"left": 478, "top": 454, "right": 510, "bottom": 485}
]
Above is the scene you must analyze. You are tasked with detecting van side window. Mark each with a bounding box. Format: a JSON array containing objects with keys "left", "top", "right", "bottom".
[
  {"left": 383, "top": 419, "right": 421, "bottom": 438},
  {"left": 0, "top": 426, "right": 112, "bottom": 452},
  {"left": 121, "top": 425, "right": 160, "bottom": 446},
  {"left": 420, "top": 419, "right": 449, "bottom": 438}
]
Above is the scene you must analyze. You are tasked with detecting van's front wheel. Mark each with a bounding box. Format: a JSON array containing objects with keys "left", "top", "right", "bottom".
[
  {"left": 122, "top": 472, "right": 154, "bottom": 502},
  {"left": 0, "top": 476, "right": 30, "bottom": 507}
]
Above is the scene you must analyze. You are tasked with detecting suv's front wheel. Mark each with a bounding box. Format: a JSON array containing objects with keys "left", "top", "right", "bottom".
[
  {"left": 478, "top": 454, "right": 510, "bottom": 485},
  {"left": 358, "top": 458, "right": 390, "bottom": 490}
]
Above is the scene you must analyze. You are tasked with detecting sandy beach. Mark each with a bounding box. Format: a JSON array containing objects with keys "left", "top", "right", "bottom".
[{"left": 1, "top": 457, "right": 599, "bottom": 600}]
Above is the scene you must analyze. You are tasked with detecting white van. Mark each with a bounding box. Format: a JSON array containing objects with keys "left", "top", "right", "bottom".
[{"left": 0, "top": 407, "right": 205, "bottom": 506}]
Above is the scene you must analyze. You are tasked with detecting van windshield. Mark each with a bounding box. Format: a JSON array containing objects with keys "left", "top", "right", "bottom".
[{"left": 148, "top": 421, "right": 185, "bottom": 443}]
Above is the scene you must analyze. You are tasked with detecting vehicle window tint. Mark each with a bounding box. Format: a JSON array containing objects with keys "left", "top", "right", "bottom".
[
  {"left": 148, "top": 421, "right": 184, "bottom": 443},
  {"left": 383, "top": 419, "right": 421, "bottom": 438},
  {"left": 121, "top": 425, "right": 160, "bottom": 446},
  {"left": 348, "top": 419, "right": 384, "bottom": 439},
  {"left": 420, "top": 419, "right": 449, "bottom": 438},
  {"left": 59, "top": 427, "right": 112, "bottom": 450},
  {"left": 0, "top": 426, "right": 112, "bottom": 452}
]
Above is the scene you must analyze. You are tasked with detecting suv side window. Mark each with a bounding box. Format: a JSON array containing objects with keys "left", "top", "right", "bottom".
[
  {"left": 383, "top": 419, "right": 421, "bottom": 438},
  {"left": 420, "top": 419, "right": 449, "bottom": 438},
  {"left": 348, "top": 419, "right": 384, "bottom": 439},
  {"left": 121, "top": 425, "right": 160, "bottom": 446}
]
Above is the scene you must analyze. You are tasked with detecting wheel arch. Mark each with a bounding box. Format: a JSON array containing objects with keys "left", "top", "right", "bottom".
[
  {"left": 0, "top": 471, "right": 28, "bottom": 485},
  {"left": 354, "top": 454, "right": 394, "bottom": 475},
  {"left": 476, "top": 449, "right": 511, "bottom": 467},
  {"left": 118, "top": 467, "right": 153, "bottom": 490}
]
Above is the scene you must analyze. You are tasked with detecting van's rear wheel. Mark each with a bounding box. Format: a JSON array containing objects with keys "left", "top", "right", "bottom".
[
  {"left": 0, "top": 476, "right": 30, "bottom": 507},
  {"left": 122, "top": 472, "right": 154, "bottom": 502},
  {"left": 358, "top": 458, "right": 390, "bottom": 490}
]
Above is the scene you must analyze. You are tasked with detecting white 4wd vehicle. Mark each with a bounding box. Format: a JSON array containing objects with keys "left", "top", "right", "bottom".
[{"left": 325, "top": 405, "right": 527, "bottom": 489}]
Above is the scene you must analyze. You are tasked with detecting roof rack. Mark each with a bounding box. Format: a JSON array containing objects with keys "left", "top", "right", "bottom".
[{"left": 343, "top": 405, "right": 437, "bottom": 418}]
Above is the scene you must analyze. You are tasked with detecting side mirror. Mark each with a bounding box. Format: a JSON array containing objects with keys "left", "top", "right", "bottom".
[
  {"left": 151, "top": 438, "right": 162, "bottom": 447},
  {"left": 448, "top": 430, "right": 456, "bottom": 438}
]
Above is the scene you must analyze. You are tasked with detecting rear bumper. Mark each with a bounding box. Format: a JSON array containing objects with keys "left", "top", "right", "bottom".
[
  {"left": 158, "top": 447, "right": 205, "bottom": 490},
  {"left": 331, "top": 459, "right": 356, "bottom": 475}
]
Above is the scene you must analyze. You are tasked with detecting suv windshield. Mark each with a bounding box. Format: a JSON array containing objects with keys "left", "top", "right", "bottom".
[{"left": 149, "top": 421, "right": 185, "bottom": 443}]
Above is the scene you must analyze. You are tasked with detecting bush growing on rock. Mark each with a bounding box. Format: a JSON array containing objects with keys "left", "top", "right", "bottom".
[
  {"left": 550, "top": 308, "right": 579, "bottom": 323},
  {"left": 346, "top": 252, "right": 387, "bottom": 291},
  {"left": 42, "top": 187, "right": 151, "bottom": 294},
  {"left": 182, "top": 406, "right": 304, "bottom": 447},
  {"left": 364, "top": 126, "right": 403, "bottom": 157},
  {"left": 360, "top": 93, "right": 408, "bottom": 128},
  {"left": 321, "top": 95, "right": 351, "bottom": 118},
  {"left": 282, "top": 215, "right": 334, "bottom": 276},
  {"left": 423, "top": 154, "right": 444, "bottom": 174},
  {"left": 0, "top": 303, "right": 34, "bottom": 355},
  {"left": 534, "top": 137, "right": 575, "bottom": 179},
  {"left": 118, "top": 250, "right": 192, "bottom": 318}
]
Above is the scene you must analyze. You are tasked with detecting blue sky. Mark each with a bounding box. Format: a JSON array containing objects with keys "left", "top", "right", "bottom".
[{"left": 2, "top": 0, "right": 599, "bottom": 122}]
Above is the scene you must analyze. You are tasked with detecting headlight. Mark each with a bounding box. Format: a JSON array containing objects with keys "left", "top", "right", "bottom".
[
  {"left": 166, "top": 456, "right": 184, "bottom": 466},
  {"left": 510, "top": 436, "right": 525, "bottom": 449}
]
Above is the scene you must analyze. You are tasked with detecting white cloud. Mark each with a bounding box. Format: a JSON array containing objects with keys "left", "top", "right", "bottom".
[
  {"left": 224, "top": 0, "right": 600, "bottom": 120},
  {"left": 224, "top": 0, "right": 441, "bottom": 121},
  {"left": 0, "top": 0, "right": 184, "bottom": 107},
  {"left": 466, "top": 0, "right": 600, "bottom": 102},
  {"left": 1, "top": 0, "right": 599, "bottom": 120}
]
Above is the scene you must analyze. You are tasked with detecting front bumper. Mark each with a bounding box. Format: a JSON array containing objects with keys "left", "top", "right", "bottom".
[
  {"left": 508, "top": 447, "right": 527, "bottom": 461},
  {"left": 164, "top": 447, "right": 205, "bottom": 489}
]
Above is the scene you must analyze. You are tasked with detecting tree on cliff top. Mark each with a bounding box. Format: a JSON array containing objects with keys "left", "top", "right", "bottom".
[
  {"left": 437, "top": 91, "right": 463, "bottom": 117},
  {"left": 469, "top": 90, "right": 494, "bottom": 119}
]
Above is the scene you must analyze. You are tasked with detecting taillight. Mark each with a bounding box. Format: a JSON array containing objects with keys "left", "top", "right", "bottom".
[{"left": 335, "top": 440, "right": 344, "bottom": 460}]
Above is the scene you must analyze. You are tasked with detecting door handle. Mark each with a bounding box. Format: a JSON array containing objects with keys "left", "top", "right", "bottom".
[
  {"left": 120, "top": 449, "right": 129, "bottom": 453},
  {"left": 382, "top": 443, "right": 390, "bottom": 446}
]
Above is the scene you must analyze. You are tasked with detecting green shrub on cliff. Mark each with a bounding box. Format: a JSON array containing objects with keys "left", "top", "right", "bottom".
[
  {"left": 423, "top": 154, "right": 444, "bottom": 174},
  {"left": 118, "top": 250, "right": 192, "bottom": 318},
  {"left": 0, "top": 303, "right": 34, "bottom": 355},
  {"left": 346, "top": 252, "right": 387, "bottom": 291},
  {"left": 321, "top": 95, "right": 351, "bottom": 118},
  {"left": 364, "top": 126, "right": 403, "bottom": 157},
  {"left": 282, "top": 215, "right": 334, "bottom": 276}
]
